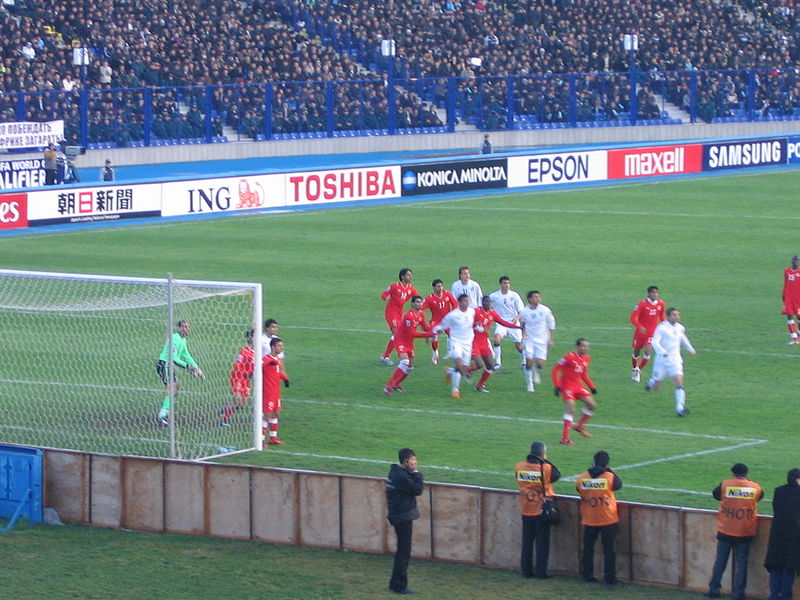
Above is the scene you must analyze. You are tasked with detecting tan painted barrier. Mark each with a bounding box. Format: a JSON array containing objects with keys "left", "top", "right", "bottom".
[{"left": 43, "top": 449, "right": 782, "bottom": 598}]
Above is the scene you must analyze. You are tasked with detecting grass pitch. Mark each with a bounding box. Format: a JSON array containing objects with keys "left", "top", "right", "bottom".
[{"left": 1, "top": 170, "right": 797, "bottom": 512}]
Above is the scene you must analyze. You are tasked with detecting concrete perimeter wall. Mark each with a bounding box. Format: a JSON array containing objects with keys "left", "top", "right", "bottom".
[{"left": 44, "top": 449, "right": 779, "bottom": 598}]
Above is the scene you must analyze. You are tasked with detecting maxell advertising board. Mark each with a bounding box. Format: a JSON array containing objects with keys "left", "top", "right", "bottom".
[
  {"left": 0, "top": 192, "right": 28, "bottom": 230},
  {"left": 608, "top": 144, "right": 703, "bottom": 179},
  {"left": 162, "top": 174, "right": 285, "bottom": 217},
  {"left": 287, "top": 166, "right": 400, "bottom": 204},
  {"left": 0, "top": 158, "right": 46, "bottom": 190},
  {"left": 703, "top": 138, "right": 786, "bottom": 171},
  {"left": 508, "top": 151, "right": 607, "bottom": 188},
  {"left": 26, "top": 184, "right": 161, "bottom": 226},
  {"left": 400, "top": 159, "right": 507, "bottom": 196}
]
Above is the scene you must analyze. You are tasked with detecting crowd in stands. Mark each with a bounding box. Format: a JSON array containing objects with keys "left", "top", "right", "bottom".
[{"left": 2, "top": 0, "right": 800, "bottom": 143}]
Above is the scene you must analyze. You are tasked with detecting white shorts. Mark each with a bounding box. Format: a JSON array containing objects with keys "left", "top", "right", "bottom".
[
  {"left": 494, "top": 324, "right": 522, "bottom": 343},
  {"left": 522, "top": 339, "right": 548, "bottom": 361},
  {"left": 651, "top": 358, "right": 684, "bottom": 381},
  {"left": 448, "top": 339, "right": 473, "bottom": 364}
]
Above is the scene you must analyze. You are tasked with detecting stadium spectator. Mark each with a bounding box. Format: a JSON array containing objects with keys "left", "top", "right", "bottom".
[
  {"left": 707, "top": 463, "right": 764, "bottom": 600},
  {"left": 515, "top": 440, "right": 560, "bottom": 580},
  {"left": 764, "top": 467, "right": 800, "bottom": 600},
  {"left": 100, "top": 158, "right": 114, "bottom": 181},
  {"left": 386, "top": 447, "right": 424, "bottom": 595}
]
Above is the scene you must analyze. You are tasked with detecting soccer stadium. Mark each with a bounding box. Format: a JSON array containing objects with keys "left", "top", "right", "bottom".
[{"left": 1, "top": 1, "right": 800, "bottom": 598}]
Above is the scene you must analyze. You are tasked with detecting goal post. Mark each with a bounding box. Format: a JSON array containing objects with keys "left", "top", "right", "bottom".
[{"left": 0, "top": 269, "right": 263, "bottom": 460}]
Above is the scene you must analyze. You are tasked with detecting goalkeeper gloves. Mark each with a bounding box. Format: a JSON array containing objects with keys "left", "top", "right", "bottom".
[
  {"left": 553, "top": 387, "right": 561, "bottom": 397},
  {"left": 590, "top": 388, "right": 597, "bottom": 395},
  {"left": 283, "top": 379, "right": 290, "bottom": 388}
]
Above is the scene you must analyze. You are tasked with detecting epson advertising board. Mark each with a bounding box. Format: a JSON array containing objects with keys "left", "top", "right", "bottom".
[
  {"left": 508, "top": 151, "right": 607, "bottom": 188},
  {"left": 400, "top": 159, "right": 507, "bottom": 196},
  {"left": 703, "top": 138, "right": 786, "bottom": 171}
]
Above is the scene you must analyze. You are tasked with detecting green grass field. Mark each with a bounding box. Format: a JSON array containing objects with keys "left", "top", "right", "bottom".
[
  {"left": 1, "top": 170, "right": 797, "bottom": 512},
  {"left": 0, "top": 523, "right": 702, "bottom": 600}
]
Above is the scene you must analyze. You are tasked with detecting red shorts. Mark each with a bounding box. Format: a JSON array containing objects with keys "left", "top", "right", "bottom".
[
  {"left": 782, "top": 297, "right": 800, "bottom": 316},
  {"left": 385, "top": 309, "right": 402, "bottom": 330},
  {"left": 394, "top": 341, "right": 415, "bottom": 358},
  {"left": 472, "top": 335, "right": 492, "bottom": 358},
  {"left": 230, "top": 377, "right": 251, "bottom": 397},
  {"left": 561, "top": 387, "right": 592, "bottom": 402},
  {"left": 631, "top": 330, "right": 654, "bottom": 350},
  {"left": 262, "top": 394, "right": 282, "bottom": 414}
]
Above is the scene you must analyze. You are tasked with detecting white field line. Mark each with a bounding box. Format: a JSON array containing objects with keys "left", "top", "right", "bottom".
[
  {"left": 290, "top": 397, "right": 767, "bottom": 497},
  {"left": 420, "top": 204, "right": 799, "bottom": 221},
  {"left": 292, "top": 397, "right": 761, "bottom": 442}
]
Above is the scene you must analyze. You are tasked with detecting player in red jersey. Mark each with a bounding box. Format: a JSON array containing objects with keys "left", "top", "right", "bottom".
[
  {"left": 380, "top": 268, "right": 419, "bottom": 365},
  {"left": 469, "top": 296, "right": 520, "bottom": 392},
  {"left": 384, "top": 296, "right": 433, "bottom": 396},
  {"left": 263, "top": 337, "right": 290, "bottom": 446},
  {"left": 422, "top": 279, "right": 457, "bottom": 365},
  {"left": 629, "top": 285, "right": 666, "bottom": 382},
  {"left": 220, "top": 329, "right": 255, "bottom": 426},
  {"left": 552, "top": 338, "right": 597, "bottom": 446},
  {"left": 782, "top": 255, "right": 800, "bottom": 344}
]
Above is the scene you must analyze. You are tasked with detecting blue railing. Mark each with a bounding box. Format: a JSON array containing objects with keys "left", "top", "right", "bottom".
[{"left": 2, "top": 68, "right": 798, "bottom": 149}]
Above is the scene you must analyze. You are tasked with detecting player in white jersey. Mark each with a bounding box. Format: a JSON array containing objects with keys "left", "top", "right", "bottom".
[
  {"left": 518, "top": 290, "right": 556, "bottom": 392},
  {"left": 450, "top": 266, "right": 483, "bottom": 308},
  {"left": 488, "top": 276, "right": 524, "bottom": 369},
  {"left": 261, "top": 318, "right": 286, "bottom": 369},
  {"left": 645, "top": 308, "right": 696, "bottom": 416},
  {"left": 433, "top": 294, "right": 476, "bottom": 398}
]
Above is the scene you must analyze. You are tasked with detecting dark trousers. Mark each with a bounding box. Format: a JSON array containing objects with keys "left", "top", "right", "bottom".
[
  {"left": 582, "top": 524, "right": 617, "bottom": 583},
  {"left": 708, "top": 538, "right": 750, "bottom": 599},
  {"left": 769, "top": 567, "right": 796, "bottom": 600},
  {"left": 44, "top": 169, "right": 56, "bottom": 185},
  {"left": 520, "top": 515, "right": 551, "bottom": 578},
  {"left": 390, "top": 520, "right": 413, "bottom": 592}
]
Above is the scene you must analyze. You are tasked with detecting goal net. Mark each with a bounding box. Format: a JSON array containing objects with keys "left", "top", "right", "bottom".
[{"left": 0, "top": 269, "right": 263, "bottom": 460}]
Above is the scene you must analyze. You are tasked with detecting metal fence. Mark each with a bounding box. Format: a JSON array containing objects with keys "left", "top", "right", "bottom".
[{"left": 2, "top": 68, "right": 799, "bottom": 149}]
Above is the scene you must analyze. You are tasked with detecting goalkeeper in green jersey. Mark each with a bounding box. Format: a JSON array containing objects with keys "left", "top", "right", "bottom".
[{"left": 156, "top": 320, "right": 205, "bottom": 425}]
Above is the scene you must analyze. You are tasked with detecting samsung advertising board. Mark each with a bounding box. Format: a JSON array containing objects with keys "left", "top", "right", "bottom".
[
  {"left": 26, "top": 183, "right": 161, "bottom": 226},
  {"left": 703, "top": 138, "right": 786, "bottom": 171},
  {"left": 0, "top": 158, "right": 46, "bottom": 190},
  {"left": 508, "top": 151, "right": 607, "bottom": 188},
  {"left": 400, "top": 159, "right": 507, "bottom": 196},
  {"left": 162, "top": 174, "right": 285, "bottom": 217}
]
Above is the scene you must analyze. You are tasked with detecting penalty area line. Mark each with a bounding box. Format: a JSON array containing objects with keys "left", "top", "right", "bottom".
[
  {"left": 266, "top": 449, "right": 713, "bottom": 497},
  {"left": 291, "top": 397, "right": 762, "bottom": 443}
]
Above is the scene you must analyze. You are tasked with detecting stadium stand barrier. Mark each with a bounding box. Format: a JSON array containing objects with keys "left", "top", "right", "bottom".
[
  {"left": 42, "top": 448, "right": 772, "bottom": 597},
  {"left": 1, "top": 68, "right": 799, "bottom": 151}
]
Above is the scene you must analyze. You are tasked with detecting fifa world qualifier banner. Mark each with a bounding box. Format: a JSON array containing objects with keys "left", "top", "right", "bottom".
[{"left": 0, "top": 120, "right": 64, "bottom": 150}]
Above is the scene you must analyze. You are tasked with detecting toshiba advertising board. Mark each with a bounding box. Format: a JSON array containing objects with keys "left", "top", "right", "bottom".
[
  {"left": 703, "top": 138, "right": 786, "bottom": 171},
  {"left": 287, "top": 166, "right": 400, "bottom": 204},
  {"left": 0, "top": 192, "right": 28, "bottom": 229},
  {"left": 161, "top": 174, "right": 285, "bottom": 217},
  {"left": 608, "top": 144, "right": 703, "bottom": 179},
  {"left": 508, "top": 151, "right": 607, "bottom": 188},
  {"left": 26, "top": 184, "right": 161, "bottom": 226}
]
